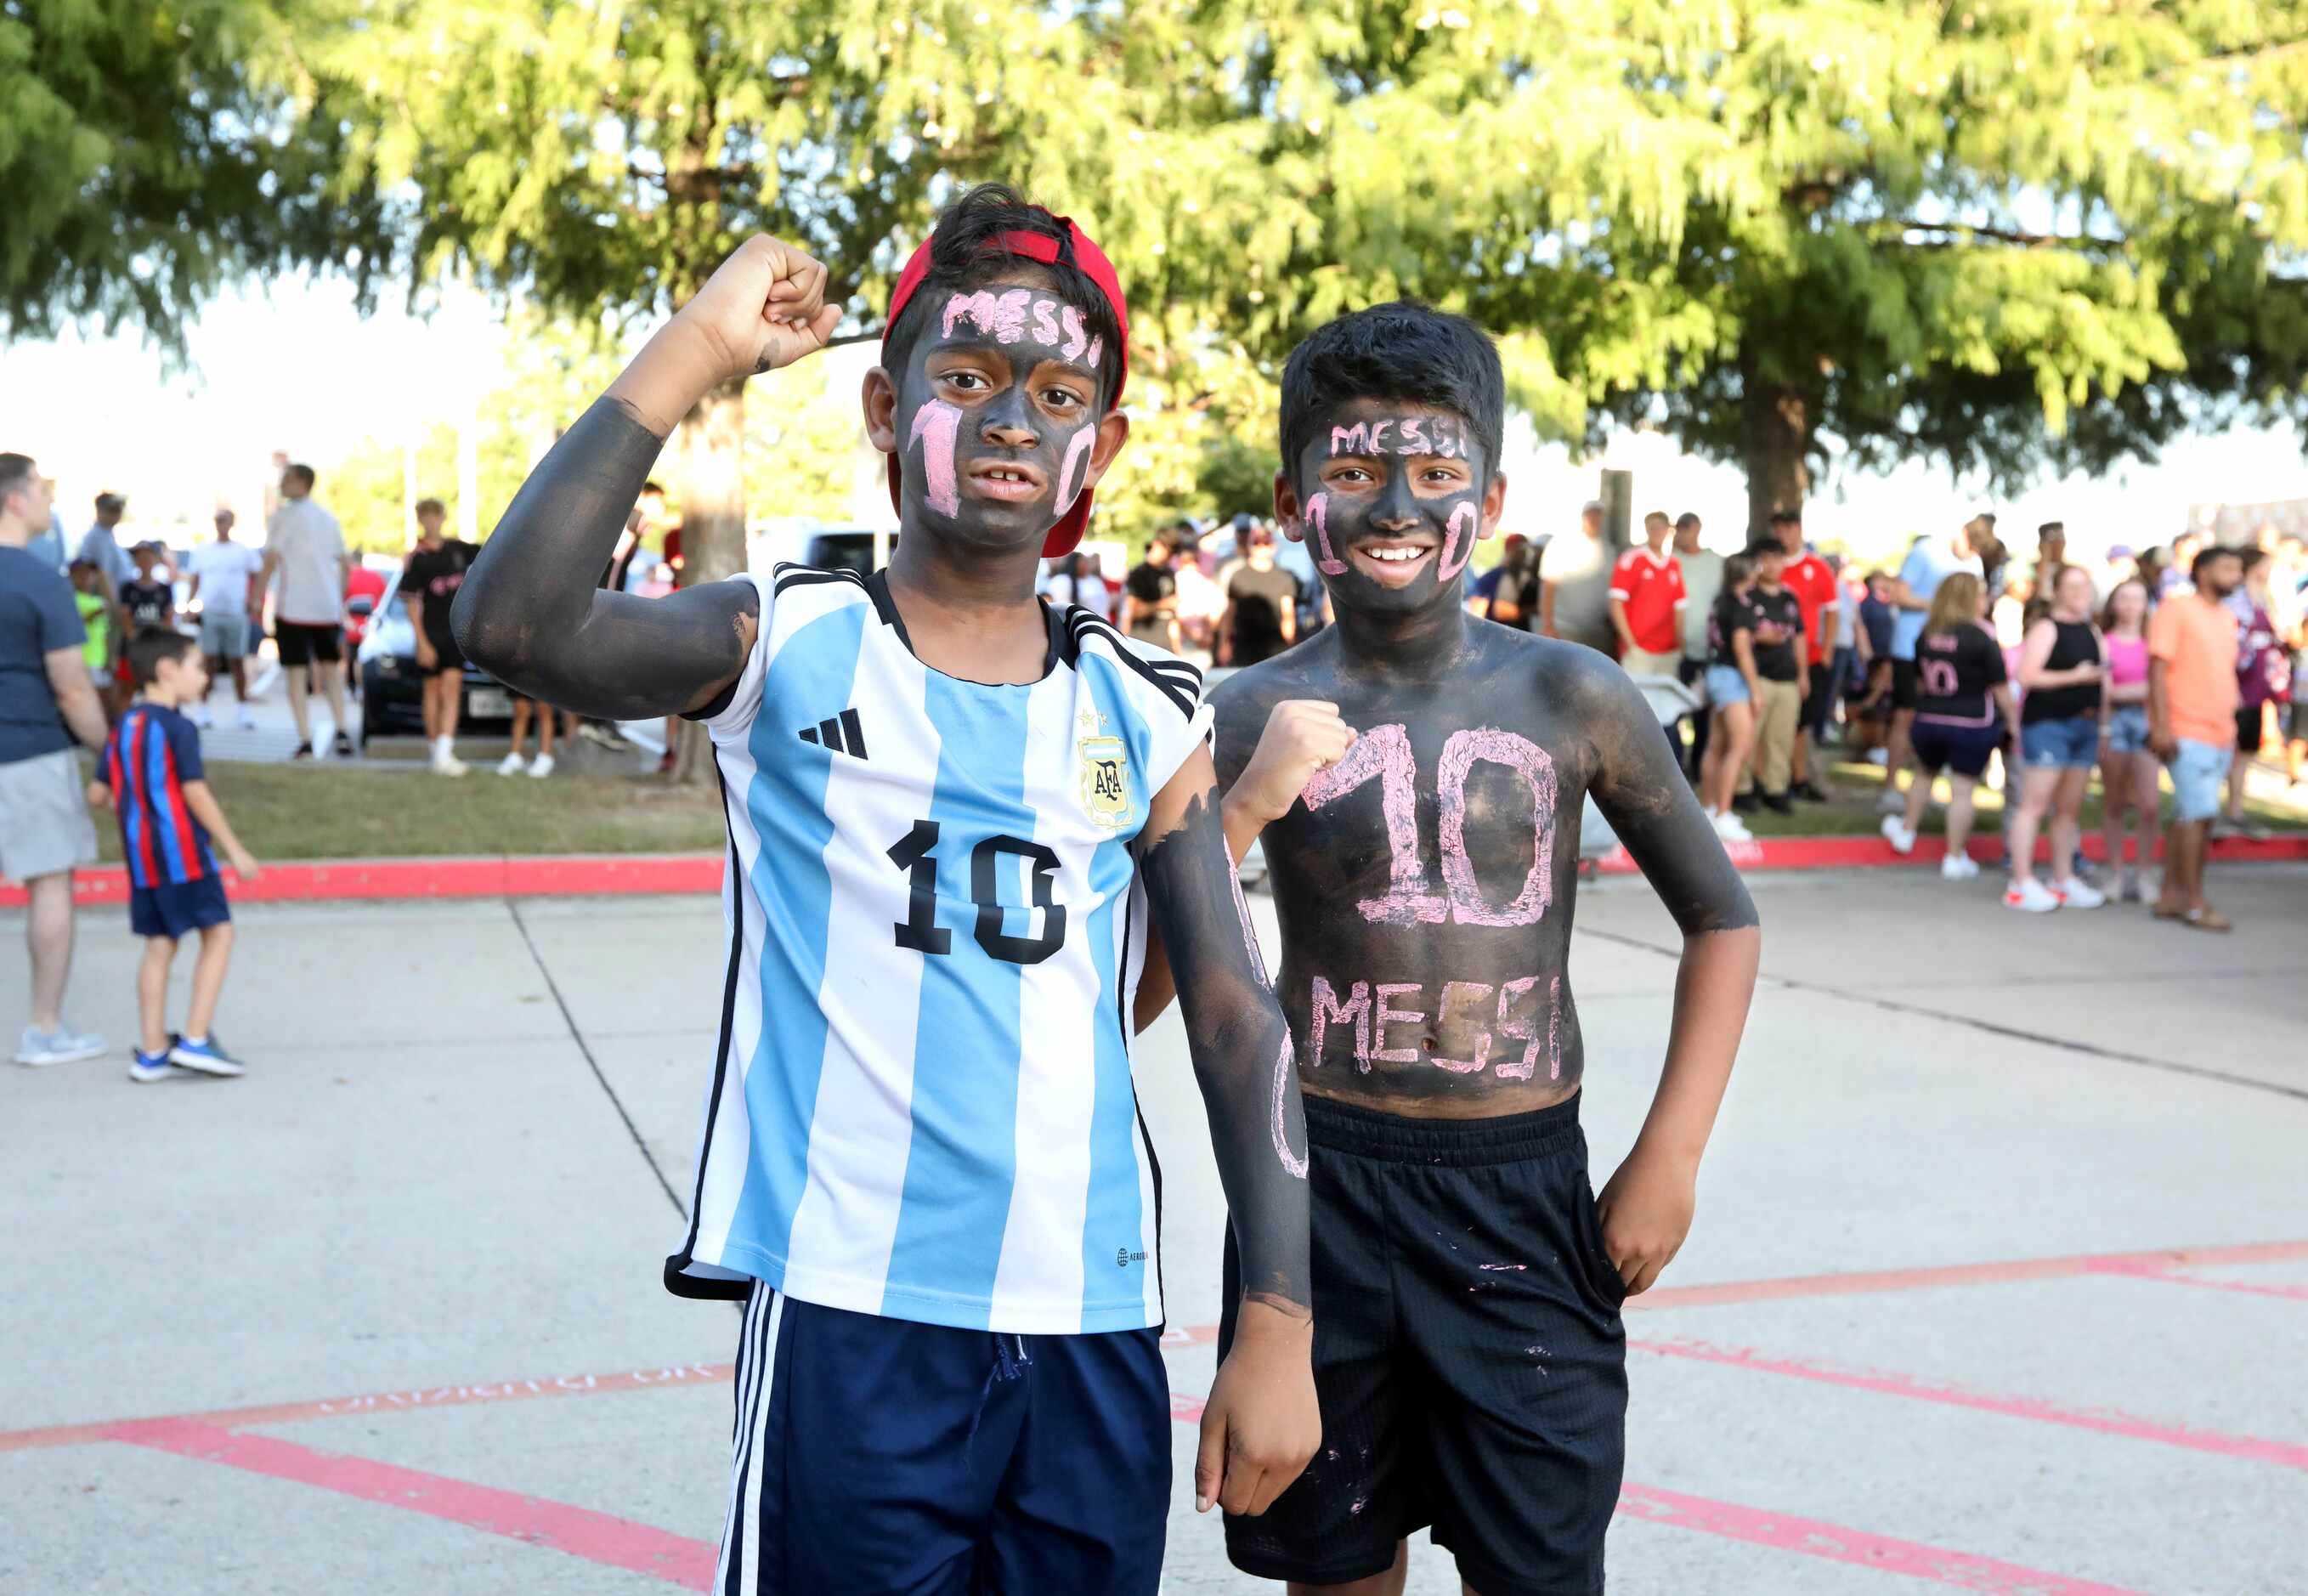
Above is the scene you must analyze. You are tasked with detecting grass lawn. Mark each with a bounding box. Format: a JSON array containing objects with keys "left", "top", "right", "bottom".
[
  {"left": 1730, "top": 756, "right": 2308, "bottom": 839},
  {"left": 90, "top": 760, "right": 727, "bottom": 863}
]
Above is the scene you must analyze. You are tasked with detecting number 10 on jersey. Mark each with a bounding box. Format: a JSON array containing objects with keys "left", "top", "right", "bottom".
[{"left": 886, "top": 820, "right": 1068, "bottom": 965}]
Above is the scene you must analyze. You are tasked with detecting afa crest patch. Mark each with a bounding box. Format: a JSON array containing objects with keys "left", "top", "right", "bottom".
[{"left": 1078, "top": 733, "right": 1132, "bottom": 828}]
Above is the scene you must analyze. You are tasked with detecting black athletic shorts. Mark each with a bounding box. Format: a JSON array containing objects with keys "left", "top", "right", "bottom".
[
  {"left": 274, "top": 620, "right": 342, "bottom": 666},
  {"left": 422, "top": 631, "right": 465, "bottom": 676},
  {"left": 1219, "top": 1093, "right": 1626, "bottom": 1596},
  {"left": 2236, "top": 705, "right": 2265, "bottom": 756},
  {"left": 1891, "top": 657, "right": 1919, "bottom": 711}
]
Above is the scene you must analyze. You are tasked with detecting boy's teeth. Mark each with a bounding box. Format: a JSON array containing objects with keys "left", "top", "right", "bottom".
[{"left": 1367, "top": 547, "right": 1423, "bottom": 562}]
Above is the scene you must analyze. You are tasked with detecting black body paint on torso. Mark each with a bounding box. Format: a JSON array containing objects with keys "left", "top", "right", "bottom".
[
  {"left": 450, "top": 397, "right": 759, "bottom": 722},
  {"left": 1136, "top": 788, "right": 1311, "bottom": 1311}
]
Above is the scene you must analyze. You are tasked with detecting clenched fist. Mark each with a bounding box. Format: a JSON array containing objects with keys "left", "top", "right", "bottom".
[
  {"left": 1232, "top": 700, "right": 1356, "bottom": 826},
  {"left": 674, "top": 235, "right": 844, "bottom": 386}
]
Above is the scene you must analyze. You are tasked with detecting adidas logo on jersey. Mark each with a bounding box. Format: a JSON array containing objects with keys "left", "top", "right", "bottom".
[{"left": 799, "top": 708, "right": 869, "bottom": 760}]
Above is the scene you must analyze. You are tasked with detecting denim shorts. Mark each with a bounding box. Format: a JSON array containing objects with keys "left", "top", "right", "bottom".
[
  {"left": 2103, "top": 705, "right": 2151, "bottom": 756},
  {"left": 1705, "top": 665, "right": 1750, "bottom": 707},
  {"left": 2168, "top": 738, "right": 2231, "bottom": 823},
  {"left": 2021, "top": 716, "right": 2099, "bottom": 769}
]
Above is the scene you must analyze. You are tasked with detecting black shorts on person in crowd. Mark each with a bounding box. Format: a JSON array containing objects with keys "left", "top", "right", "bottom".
[
  {"left": 2237, "top": 705, "right": 2265, "bottom": 756},
  {"left": 274, "top": 621, "right": 342, "bottom": 666},
  {"left": 1801, "top": 665, "right": 1836, "bottom": 736},
  {"left": 422, "top": 634, "right": 465, "bottom": 677},
  {"left": 1219, "top": 1093, "right": 1625, "bottom": 1596},
  {"left": 1910, "top": 720, "right": 2004, "bottom": 779},
  {"left": 1891, "top": 658, "right": 1919, "bottom": 711}
]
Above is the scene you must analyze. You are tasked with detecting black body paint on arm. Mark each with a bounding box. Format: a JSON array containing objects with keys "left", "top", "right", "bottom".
[
  {"left": 450, "top": 397, "right": 758, "bottom": 721},
  {"left": 1137, "top": 786, "right": 1311, "bottom": 1314}
]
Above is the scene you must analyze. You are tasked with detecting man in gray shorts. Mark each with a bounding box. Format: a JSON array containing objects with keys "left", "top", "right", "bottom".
[
  {"left": 0, "top": 452, "right": 111, "bottom": 1066},
  {"left": 185, "top": 507, "right": 266, "bottom": 729}
]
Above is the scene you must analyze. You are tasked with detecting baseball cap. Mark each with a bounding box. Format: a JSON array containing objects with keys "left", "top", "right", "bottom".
[{"left": 882, "top": 211, "right": 1130, "bottom": 558}]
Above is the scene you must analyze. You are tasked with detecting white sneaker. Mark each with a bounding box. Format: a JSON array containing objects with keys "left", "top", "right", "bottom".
[
  {"left": 1711, "top": 810, "right": 1752, "bottom": 841},
  {"left": 15, "top": 1025, "right": 106, "bottom": 1067},
  {"left": 188, "top": 704, "right": 214, "bottom": 729},
  {"left": 2004, "top": 877, "right": 2062, "bottom": 913},
  {"left": 1864, "top": 747, "right": 1889, "bottom": 766},
  {"left": 527, "top": 753, "right": 556, "bottom": 778},
  {"left": 235, "top": 707, "right": 258, "bottom": 730},
  {"left": 497, "top": 751, "right": 528, "bottom": 777},
  {"left": 1880, "top": 815, "right": 1916, "bottom": 855},
  {"left": 1941, "top": 854, "right": 1979, "bottom": 881},
  {"left": 431, "top": 744, "right": 469, "bottom": 778},
  {"left": 2055, "top": 876, "right": 2106, "bottom": 909}
]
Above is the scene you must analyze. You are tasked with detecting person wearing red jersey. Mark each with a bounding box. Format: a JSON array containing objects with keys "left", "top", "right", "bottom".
[
  {"left": 1771, "top": 508, "right": 1840, "bottom": 801},
  {"left": 1609, "top": 509, "right": 1688, "bottom": 678}
]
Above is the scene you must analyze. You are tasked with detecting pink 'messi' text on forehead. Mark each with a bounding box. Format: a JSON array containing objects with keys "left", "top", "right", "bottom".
[
  {"left": 940, "top": 290, "right": 1106, "bottom": 374},
  {"left": 1304, "top": 492, "right": 1349, "bottom": 575},
  {"left": 906, "top": 400, "right": 964, "bottom": 518},
  {"left": 1328, "top": 415, "right": 1467, "bottom": 460}
]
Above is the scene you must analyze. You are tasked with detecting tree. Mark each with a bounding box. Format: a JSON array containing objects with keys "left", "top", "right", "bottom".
[
  {"left": 1073, "top": 1, "right": 2308, "bottom": 540},
  {"left": 0, "top": 0, "right": 389, "bottom": 353}
]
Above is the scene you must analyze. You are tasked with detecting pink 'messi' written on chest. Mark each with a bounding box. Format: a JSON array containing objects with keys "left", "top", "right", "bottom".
[
  {"left": 1328, "top": 416, "right": 1472, "bottom": 459},
  {"left": 1299, "top": 722, "right": 1557, "bottom": 927},
  {"left": 1306, "top": 972, "right": 1562, "bottom": 1080},
  {"left": 941, "top": 290, "right": 1104, "bottom": 367}
]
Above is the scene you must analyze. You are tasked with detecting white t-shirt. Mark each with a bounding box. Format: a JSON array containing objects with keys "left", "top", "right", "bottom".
[
  {"left": 185, "top": 540, "right": 265, "bottom": 618},
  {"left": 266, "top": 499, "right": 348, "bottom": 624}
]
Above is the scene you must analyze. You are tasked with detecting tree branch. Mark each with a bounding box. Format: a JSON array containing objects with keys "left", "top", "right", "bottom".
[{"left": 1870, "top": 219, "right": 2130, "bottom": 252}]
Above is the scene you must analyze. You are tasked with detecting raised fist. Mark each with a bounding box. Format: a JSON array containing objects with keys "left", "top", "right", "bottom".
[
  {"left": 675, "top": 235, "right": 843, "bottom": 384},
  {"left": 1235, "top": 700, "right": 1356, "bottom": 825}
]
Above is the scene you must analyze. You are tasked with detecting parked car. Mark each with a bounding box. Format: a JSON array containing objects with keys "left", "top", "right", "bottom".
[
  {"left": 354, "top": 574, "right": 515, "bottom": 750},
  {"left": 748, "top": 524, "right": 897, "bottom": 576}
]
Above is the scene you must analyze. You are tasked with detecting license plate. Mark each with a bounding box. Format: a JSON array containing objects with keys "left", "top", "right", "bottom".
[{"left": 467, "top": 688, "right": 513, "bottom": 720}]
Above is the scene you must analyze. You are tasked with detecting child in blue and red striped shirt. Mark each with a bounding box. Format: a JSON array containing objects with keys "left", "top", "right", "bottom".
[{"left": 88, "top": 629, "right": 261, "bottom": 1084}]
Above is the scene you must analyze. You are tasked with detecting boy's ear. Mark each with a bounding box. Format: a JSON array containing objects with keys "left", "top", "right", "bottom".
[
  {"left": 861, "top": 366, "right": 899, "bottom": 452},
  {"left": 1273, "top": 469, "right": 1304, "bottom": 544},
  {"left": 1479, "top": 471, "right": 1508, "bottom": 541}
]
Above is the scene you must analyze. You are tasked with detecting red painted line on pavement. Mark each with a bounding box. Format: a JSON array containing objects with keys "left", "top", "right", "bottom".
[
  {"left": 14, "top": 825, "right": 2296, "bottom": 909},
  {"left": 10, "top": 1240, "right": 2305, "bottom": 1457},
  {"left": 1630, "top": 1337, "right": 2308, "bottom": 1473},
  {"left": 1614, "top": 1482, "right": 2147, "bottom": 1594},
  {"left": 2085, "top": 1259, "right": 2308, "bottom": 1304},
  {"left": 105, "top": 1418, "right": 716, "bottom": 1589}
]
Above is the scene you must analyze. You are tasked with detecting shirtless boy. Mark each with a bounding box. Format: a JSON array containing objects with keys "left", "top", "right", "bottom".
[{"left": 1151, "top": 302, "right": 1760, "bottom": 1593}]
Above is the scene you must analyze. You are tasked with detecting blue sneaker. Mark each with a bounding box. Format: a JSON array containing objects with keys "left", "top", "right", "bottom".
[
  {"left": 168, "top": 1035, "right": 246, "bottom": 1078},
  {"left": 128, "top": 1041, "right": 178, "bottom": 1084}
]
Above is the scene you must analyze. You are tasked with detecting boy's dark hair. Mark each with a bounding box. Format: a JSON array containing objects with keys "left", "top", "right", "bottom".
[
  {"left": 128, "top": 626, "right": 200, "bottom": 686},
  {"left": 2038, "top": 520, "right": 2064, "bottom": 540},
  {"left": 1278, "top": 301, "right": 1505, "bottom": 482},
  {"left": 1723, "top": 552, "right": 1756, "bottom": 588},
  {"left": 415, "top": 497, "right": 444, "bottom": 518},
  {"left": 881, "top": 184, "right": 1125, "bottom": 408},
  {"left": 285, "top": 463, "right": 316, "bottom": 490},
  {"left": 2192, "top": 543, "right": 2240, "bottom": 581}
]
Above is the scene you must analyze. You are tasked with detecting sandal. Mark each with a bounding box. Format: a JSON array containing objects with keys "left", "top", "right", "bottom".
[{"left": 2181, "top": 907, "right": 2233, "bottom": 932}]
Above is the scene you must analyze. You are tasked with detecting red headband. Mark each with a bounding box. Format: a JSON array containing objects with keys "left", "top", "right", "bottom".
[{"left": 882, "top": 212, "right": 1129, "bottom": 557}]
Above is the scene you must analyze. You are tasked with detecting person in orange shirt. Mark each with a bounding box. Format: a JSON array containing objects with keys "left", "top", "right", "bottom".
[{"left": 2147, "top": 544, "right": 2244, "bottom": 931}]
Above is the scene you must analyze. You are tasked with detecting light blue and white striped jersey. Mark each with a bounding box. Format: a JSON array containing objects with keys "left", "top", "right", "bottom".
[{"left": 665, "top": 566, "right": 1209, "bottom": 1334}]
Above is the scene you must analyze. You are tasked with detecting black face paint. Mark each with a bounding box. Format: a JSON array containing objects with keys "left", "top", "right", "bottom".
[
  {"left": 1217, "top": 411, "right": 1757, "bottom": 1115},
  {"left": 452, "top": 396, "right": 758, "bottom": 721},
  {"left": 1136, "top": 787, "right": 1310, "bottom": 1313},
  {"left": 892, "top": 283, "right": 1106, "bottom": 554},
  {"left": 1293, "top": 398, "right": 1488, "bottom": 625}
]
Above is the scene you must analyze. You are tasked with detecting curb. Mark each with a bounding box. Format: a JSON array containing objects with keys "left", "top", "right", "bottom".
[{"left": 7, "top": 835, "right": 2303, "bottom": 909}]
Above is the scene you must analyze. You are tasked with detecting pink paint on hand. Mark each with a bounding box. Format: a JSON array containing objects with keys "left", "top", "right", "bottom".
[
  {"left": 907, "top": 401, "right": 963, "bottom": 518},
  {"left": 1435, "top": 727, "right": 1556, "bottom": 926},
  {"left": 1301, "top": 722, "right": 1447, "bottom": 924},
  {"left": 1055, "top": 425, "right": 1095, "bottom": 512},
  {"left": 1305, "top": 491, "right": 1349, "bottom": 574},
  {"left": 1431, "top": 980, "right": 1495, "bottom": 1073},
  {"left": 1372, "top": 983, "right": 1425, "bottom": 1063},
  {"left": 1439, "top": 501, "right": 1479, "bottom": 582}
]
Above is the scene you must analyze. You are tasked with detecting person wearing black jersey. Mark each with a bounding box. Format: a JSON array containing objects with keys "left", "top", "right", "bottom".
[
  {"left": 1734, "top": 540, "right": 1806, "bottom": 814},
  {"left": 1881, "top": 572, "right": 2011, "bottom": 880},
  {"left": 2007, "top": 563, "right": 2107, "bottom": 912},
  {"left": 1697, "top": 552, "right": 1759, "bottom": 840}
]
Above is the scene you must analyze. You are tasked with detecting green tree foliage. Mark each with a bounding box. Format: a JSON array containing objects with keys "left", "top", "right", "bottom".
[{"left": 0, "top": 0, "right": 388, "bottom": 351}]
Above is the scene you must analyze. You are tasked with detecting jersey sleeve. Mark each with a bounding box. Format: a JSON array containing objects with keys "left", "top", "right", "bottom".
[
  {"left": 690, "top": 570, "right": 778, "bottom": 738},
  {"left": 168, "top": 712, "right": 206, "bottom": 784},
  {"left": 1606, "top": 551, "right": 1638, "bottom": 600},
  {"left": 1098, "top": 629, "right": 1213, "bottom": 795}
]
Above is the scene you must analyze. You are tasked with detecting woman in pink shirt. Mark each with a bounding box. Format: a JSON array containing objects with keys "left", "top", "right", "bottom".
[{"left": 2096, "top": 579, "right": 2156, "bottom": 902}]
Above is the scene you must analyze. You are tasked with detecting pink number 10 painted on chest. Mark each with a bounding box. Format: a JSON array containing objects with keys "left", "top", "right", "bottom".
[{"left": 1300, "top": 722, "right": 1558, "bottom": 927}]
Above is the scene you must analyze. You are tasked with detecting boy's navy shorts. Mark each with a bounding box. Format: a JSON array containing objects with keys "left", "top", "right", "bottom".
[
  {"left": 715, "top": 1284, "right": 1170, "bottom": 1595},
  {"left": 1221, "top": 1092, "right": 1626, "bottom": 1596},
  {"left": 129, "top": 876, "right": 232, "bottom": 940}
]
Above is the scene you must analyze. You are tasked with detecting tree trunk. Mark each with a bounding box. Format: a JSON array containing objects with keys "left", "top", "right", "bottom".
[
  {"left": 670, "top": 376, "right": 746, "bottom": 785},
  {"left": 1739, "top": 345, "right": 1813, "bottom": 546}
]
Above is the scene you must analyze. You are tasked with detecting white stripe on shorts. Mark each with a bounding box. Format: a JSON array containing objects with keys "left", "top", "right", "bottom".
[{"left": 714, "top": 1285, "right": 784, "bottom": 1595}]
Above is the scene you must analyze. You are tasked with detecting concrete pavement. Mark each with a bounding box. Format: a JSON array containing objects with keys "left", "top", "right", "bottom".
[{"left": 4, "top": 867, "right": 2305, "bottom": 1593}]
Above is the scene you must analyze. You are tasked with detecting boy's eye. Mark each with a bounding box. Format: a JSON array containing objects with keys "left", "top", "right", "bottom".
[
  {"left": 1330, "top": 467, "right": 1373, "bottom": 484},
  {"left": 942, "top": 371, "right": 989, "bottom": 392},
  {"left": 1041, "top": 387, "right": 1083, "bottom": 412}
]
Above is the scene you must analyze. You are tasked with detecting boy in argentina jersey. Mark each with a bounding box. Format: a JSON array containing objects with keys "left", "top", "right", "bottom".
[
  {"left": 1140, "top": 305, "right": 1761, "bottom": 1594},
  {"left": 452, "top": 186, "right": 1315, "bottom": 1594}
]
